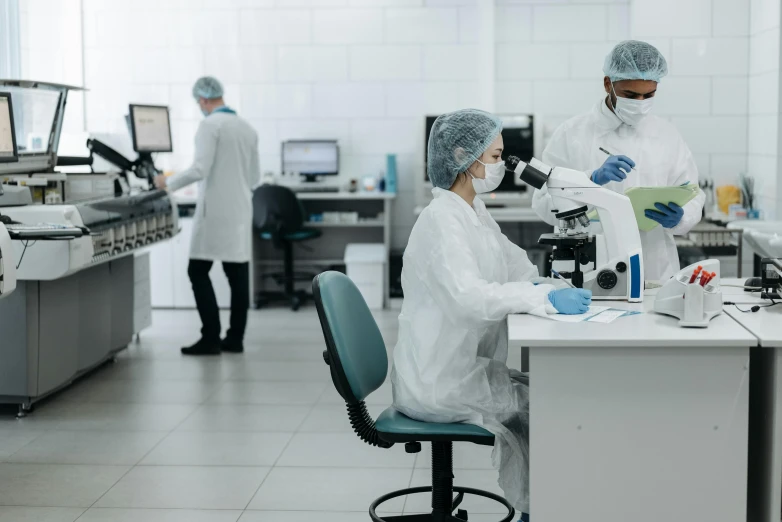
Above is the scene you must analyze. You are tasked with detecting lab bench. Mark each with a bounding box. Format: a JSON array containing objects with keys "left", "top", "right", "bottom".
[
  {"left": 675, "top": 222, "right": 744, "bottom": 277},
  {"left": 253, "top": 192, "right": 395, "bottom": 308},
  {"left": 508, "top": 294, "right": 756, "bottom": 522},
  {"left": 725, "top": 305, "right": 782, "bottom": 522}
]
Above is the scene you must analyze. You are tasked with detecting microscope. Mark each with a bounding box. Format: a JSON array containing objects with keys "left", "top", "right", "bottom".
[{"left": 507, "top": 156, "right": 644, "bottom": 302}]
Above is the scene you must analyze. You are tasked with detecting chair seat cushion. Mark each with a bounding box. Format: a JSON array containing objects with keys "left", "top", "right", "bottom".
[
  {"left": 375, "top": 407, "right": 494, "bottom": 446},
  {"left": 259, "top": 228, "right": 322, "bottom": 241}
]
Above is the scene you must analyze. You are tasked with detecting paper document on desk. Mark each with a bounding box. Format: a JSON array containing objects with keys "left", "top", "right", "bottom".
[
  {"left": 547, "top": 306, "right": 640, "bottom": 324},
  {"left": 586, "top": 309, "right": 640, "bottom": 323}
]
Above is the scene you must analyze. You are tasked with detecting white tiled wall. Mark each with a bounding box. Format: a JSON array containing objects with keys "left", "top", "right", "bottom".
[
  {"left": 18, "top": 0, "right": 780, "bottom": 241},
  {"left": 748, "top": 0, "right": 781, "bottom": 217},
  {"left": 19, "top": 0, "right": 84, "bottom": 134},
  {"left": 629, "top": 0, "right": 752, "bottom": 212},
  {"left": 493, "top": 1, "right": 628, "bottom": 154}
]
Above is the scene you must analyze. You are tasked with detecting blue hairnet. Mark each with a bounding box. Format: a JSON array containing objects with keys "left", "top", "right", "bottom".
[
  {"left": 603, "top": 40, "right": 668, "bottom": 83},
  {"left": 192, "top": 76, "right": 224, "bottom": 100},
  {"left": 428, "top": 109, "right": 502, "bottom": 189}
]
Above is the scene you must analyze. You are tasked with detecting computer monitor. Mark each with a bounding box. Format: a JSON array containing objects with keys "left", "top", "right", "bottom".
[
  {"left": 281, "top": 140, "right": 339, "bottom": 182},
  {"left": 129, "top": 104, "right": 173, "bottom": 154},
  {"left": 424, "top": 114, "right": 534, "bottom": 192},
  {"left": 0, "top": 93, "right": 18, "bottom": 163}
]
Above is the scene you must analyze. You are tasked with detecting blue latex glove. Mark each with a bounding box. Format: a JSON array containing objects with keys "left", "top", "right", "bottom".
[
  {"left": 645, "top": 202, "right": 684, "bottom": 229},
  {"left": 591, "top": 155, "right": 635, "bottom": 185},
  {"left": 548, "top": 288, "right": 592, "bottom": 315}
]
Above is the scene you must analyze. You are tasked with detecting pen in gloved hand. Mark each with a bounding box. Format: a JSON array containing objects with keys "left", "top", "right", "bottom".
[
  {"left": 551, "top": 269, "right": 576, "bottom": 289},
  {"left": 599, "top": 147, "right": 637, "bottom": 171}
]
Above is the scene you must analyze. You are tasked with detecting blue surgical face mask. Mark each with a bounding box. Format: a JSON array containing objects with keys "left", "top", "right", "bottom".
[{"left": 200, "top": 107, "right": 210, "bottom": 117}]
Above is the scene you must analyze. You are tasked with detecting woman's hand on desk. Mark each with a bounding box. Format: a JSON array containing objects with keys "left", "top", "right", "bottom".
[{"left": 548, "top": 288, "right": 592, "bottom": 315}]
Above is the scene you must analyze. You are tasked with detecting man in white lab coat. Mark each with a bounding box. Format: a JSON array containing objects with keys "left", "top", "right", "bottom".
[
  {"left": 532, "top": 40, "right": 705, "bottom": 281},
  {"left": 155, "top": 77, "right": 260, "bottom": 356}
]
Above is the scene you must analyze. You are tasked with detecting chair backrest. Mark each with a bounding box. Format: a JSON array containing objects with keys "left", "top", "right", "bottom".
[
  {"left": 313, "top": 271, "right": 388, "bottom": 404},
  {"left": 252, "top": 184, "right": 305, "bottom": 234}
]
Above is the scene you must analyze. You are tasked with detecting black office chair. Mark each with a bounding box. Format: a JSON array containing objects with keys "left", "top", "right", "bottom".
[
  {"left": 253, "top": 185, "right": 322, "bottom": 311},
  {"left": 314, "top": 271, "right": 515, "bottom": 522}
]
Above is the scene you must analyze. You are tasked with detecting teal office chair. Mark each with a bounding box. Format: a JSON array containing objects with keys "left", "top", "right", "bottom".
[
  {"left": 313, "top": 271, "right": 515, "bottom": 522},
  {"left": 253, "top": 185, "right": 322, "bottom": 311}
]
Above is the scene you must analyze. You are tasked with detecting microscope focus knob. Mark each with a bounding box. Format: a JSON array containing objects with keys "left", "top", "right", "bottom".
[
  {"left": 597, "top": 270, "right": 618, "bottom": 290},
  {"left": 616, "top": 262, "right": 627, "bottom": 273}
]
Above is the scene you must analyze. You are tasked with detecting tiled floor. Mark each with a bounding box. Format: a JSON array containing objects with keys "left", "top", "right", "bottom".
[{"left": 0, "top": 308, "right": 515, "bottom": 522}]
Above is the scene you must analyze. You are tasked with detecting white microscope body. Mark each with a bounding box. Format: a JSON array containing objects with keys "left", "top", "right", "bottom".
[
  {"left": 0, "top": 223, "right": 17, "bottom": 299},
  {"left": 508, "top": 156, "right": 644, "bottom": 302}
]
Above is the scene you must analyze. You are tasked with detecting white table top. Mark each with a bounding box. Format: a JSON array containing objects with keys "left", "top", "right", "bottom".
[
  {"left": 719, "top": 277, "right": 768, "bottom": 304},
  {"left": 725, "top": 305, "right": 782, "bottom": 348},
  {"left": 508, "top": 296, "right": 757, "bottom": 348},
  {"left": 414, "top": 205, "right": 543, "bottom": 223},
  {"left": 173, "top": 192, "right": 395, "bottom": 205},
  {"left": 295, "top": 191, "right": 396, "bottom": 200}
]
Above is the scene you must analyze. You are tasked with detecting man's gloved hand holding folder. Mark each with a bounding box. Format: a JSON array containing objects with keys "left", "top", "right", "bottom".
[
  {"left": 626, "top": 184, "right": 700, "bottom": 231},
  {"left": 587, "top": 183, "right": 700, "bottom": 231}
]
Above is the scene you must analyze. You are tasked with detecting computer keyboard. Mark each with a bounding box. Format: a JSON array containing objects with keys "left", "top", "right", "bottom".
[
  {"left": 5, "top": 223, "right": 85, "bottom": 239},
  {"left": 291, "top": 185, "right": 340, "bottom": 193}
]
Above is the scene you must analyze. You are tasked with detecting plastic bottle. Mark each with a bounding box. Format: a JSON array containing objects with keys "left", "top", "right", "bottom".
[{"left": 386, "top": 154, "right": 397, "bottom": 194}]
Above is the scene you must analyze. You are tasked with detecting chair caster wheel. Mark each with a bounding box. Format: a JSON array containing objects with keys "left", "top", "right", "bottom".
[
  {"left": 291, "top": 296, "right": 301, "bottom": 311},
  {"left": 456, "top": 509, "right": 468, "bottom": 521}
]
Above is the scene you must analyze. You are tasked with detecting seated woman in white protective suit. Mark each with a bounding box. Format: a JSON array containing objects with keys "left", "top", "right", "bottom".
[{"left": 391, "top": 109, "right": 593, "bottom": 521}]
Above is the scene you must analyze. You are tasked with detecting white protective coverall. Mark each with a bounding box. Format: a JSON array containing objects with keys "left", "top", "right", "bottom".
[
  {"left": 532, "top": 99, "right": 705, "bottom": 281},
  {"left": 391, "top": 188, "right": 558, "bottom": 514},
  {"left": 167, "top": 109, "right": 260, "bottom": 263}
]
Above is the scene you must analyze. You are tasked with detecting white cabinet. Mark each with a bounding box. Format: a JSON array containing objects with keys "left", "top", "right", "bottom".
[
  {"left": 150, "top": 217, "right": 232, "bottom": 309},
  {"left": 150, "top": 236, "right": 175, "bottom": 308},
  {"left": 134, "top": 252, "right": 152, "bottom": 333}
]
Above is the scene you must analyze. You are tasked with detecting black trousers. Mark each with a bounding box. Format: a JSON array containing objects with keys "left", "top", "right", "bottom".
[{"left": 188, "top": 259, "right": 250, "bottom": 343}]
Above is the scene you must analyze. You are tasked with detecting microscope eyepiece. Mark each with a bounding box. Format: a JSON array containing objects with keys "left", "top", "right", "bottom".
[{"left": 506, "top": 155, "right": 522, "bottom": 172}]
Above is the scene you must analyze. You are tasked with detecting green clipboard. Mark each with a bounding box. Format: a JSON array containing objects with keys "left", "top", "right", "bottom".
[{"left": 587, "top": 184, "right": 700, "bottom": 232}]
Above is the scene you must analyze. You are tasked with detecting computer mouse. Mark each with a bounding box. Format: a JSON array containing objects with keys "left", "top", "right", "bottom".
[{"left": 744, "top": 277, "right": 762, "bottom": 291}]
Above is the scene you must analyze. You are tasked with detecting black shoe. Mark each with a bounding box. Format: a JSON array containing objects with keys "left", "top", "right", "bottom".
[
  {"left": 221, "top": 338, "right": 244, "bottom": 353},
  {"left": 181, "top": 338, "right": 221, "bottom": 356}
]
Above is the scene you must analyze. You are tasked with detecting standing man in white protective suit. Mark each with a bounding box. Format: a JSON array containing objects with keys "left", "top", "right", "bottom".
[
  {"left": 154, "top": 76, "right": 260, "bottom": 356},
  {"left": 533, "top": 40, "right": 705, "bottom": 281},
  {"left": 391, "top": 109, "right": 592, "bottom": 521}
]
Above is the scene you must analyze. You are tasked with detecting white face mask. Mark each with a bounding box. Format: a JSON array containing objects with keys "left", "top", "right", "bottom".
[
  {"left": 471, "top": 159, "right": 505, "bottom": 193},
  {"left": 611, "top": 83, "right": 654, "bottom": 126}
]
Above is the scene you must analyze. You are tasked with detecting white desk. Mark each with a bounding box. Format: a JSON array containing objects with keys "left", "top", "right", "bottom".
[
  {"left": 719, "top": 277, "right": 768, "bottom": 305},
  {"left": 725, "top": 305, "right": 782, "bottom": 522},
  {"left": 508, "top": 298, "right": 756, "bottom": 522},
  {"left": 255, "top": 191, "right": 396, "bottom": 308},
  {"left": 296, "top": 191, "right": 396, "bottom": 201},
  {"left": 414, "top": 204, "right": 542, "bottom": 223},
  {"left": 174, "top": 192, "right": 396, "bottom": 308}
]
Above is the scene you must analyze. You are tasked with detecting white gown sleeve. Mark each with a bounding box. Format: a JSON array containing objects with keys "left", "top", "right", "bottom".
[
  {"left": 412, "top": 210, "right": 556, "bottom": 329},
  {"left": 494, "top": 221, "right": 541, "bottom": 283},
  {"left": 533, "top": 124, "right": 592, "bottom": 226},
  {"left": 166, "top": 121, "right": 219, "bottom": 192},
  {"left": 668, "top": 137, "right": 705, "bottom": 236}
]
